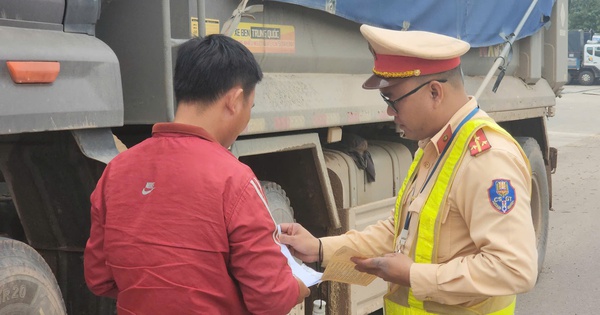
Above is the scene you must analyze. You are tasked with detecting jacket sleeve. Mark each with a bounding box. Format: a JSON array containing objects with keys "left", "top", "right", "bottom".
[
  {"left": 320, "top": 214, "right": 396, "bottom": 266},
  {"left": 410, "top": 140, "right": 538, "bottom": 304},
  {"left": 227, "top": 178, "right": 299, "bottom": 315},
  {"left": 83, "top": 174, "right": 119, "bottom": 299}
]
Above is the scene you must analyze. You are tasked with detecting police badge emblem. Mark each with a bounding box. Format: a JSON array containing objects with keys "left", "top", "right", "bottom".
[{"left": 488, "top": 179, "right": 516, "bottom": 214}]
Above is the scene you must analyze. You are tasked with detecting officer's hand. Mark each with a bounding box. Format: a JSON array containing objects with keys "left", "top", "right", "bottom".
[
  {"left": 351, "top": 253, "right": 413, "bottom": 287},
  {"left": 279, "top": 223, "right": 319, "bottom": 263}
]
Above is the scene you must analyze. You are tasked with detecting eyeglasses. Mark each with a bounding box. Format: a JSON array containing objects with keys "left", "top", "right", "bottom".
[{"left": 380, "top": 79, "right": 447, "bottom": 113}]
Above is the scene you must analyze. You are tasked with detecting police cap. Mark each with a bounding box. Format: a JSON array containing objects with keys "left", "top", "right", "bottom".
[{"left": 360, "top": 25, "right": 470, "bottom": 89}]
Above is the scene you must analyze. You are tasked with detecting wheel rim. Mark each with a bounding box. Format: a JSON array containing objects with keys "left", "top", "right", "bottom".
[{"left": 582, "top": 73, "right": 592, "bottom": 83}]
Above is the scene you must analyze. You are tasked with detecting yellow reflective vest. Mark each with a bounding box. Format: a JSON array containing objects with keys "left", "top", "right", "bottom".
[{"left": 386, "top": 118, "right": 530, "bottom": 315}]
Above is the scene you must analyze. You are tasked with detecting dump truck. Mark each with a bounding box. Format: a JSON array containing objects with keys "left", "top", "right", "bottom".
[
  {"left": 0, "top": 0, "right": 566, "bottom": 314},
  {"left": 567, "top": 29, "right": 600, "bottom": 85}
]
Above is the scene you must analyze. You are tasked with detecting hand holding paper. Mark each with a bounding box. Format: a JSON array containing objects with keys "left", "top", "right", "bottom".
[
  {"left": 277, "top": 224, "right": 393, "bottom": 287},
  {"left": 321, "top": 246, "right": 377, "bottom": 286},
  {"left": 279, "top": 243, "right": 322, "bottom": 287},
  {"left": 351, "top": 252, "right": 413, "bottom": 287}
]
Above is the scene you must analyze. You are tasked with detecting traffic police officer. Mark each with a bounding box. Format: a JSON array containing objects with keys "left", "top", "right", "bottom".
[{"left": 280, "top": 25, "right": 538, "bottom": 315}]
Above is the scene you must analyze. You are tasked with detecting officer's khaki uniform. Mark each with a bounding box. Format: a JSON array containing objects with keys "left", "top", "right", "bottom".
[{"left": 321, "top": 98, "right": 537, "bottom": 310}]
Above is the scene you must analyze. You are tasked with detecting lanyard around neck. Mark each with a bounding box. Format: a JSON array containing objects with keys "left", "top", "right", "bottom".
[
  {"left": 419, "top": 106, "right": 480, "bottom": 194},
  {"left": 398, "top": 106, "right": 480, "bottom": 250}
]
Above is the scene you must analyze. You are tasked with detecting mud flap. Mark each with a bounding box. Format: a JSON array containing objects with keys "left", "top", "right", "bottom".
[{"left": 71, "top": 128, "right": 121, "bottom": 164}]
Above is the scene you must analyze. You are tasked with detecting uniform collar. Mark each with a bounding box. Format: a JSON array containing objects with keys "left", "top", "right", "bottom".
[
  {"left": 152, "top": 122, "right": 218, "bottom": 143},
  {"left": 422, "top": 96, "right": 479, "bottom": 154}
]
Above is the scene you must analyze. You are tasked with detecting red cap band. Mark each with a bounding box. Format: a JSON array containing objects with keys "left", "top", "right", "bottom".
[{"left": 373, "top": 54, "right": 461, "bottom": 78}]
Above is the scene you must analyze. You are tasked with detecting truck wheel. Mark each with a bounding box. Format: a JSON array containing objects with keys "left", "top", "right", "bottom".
[
  {"left": 260, "top": 181, "right": 295, "bottom": 225},
  {"left": 578, "top": 70, "right": 594, "bottom": 85},
  {"left": 260, "top": 181, "right": 306, "bottom": 315},
  {"left": 0, "top": 237, "right": 66, "bottom": 315},
  {"left": 515, "top": 137, "right": 549, "bottom": 278}
]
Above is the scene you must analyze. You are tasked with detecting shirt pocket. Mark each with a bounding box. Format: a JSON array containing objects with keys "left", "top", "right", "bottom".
[{"left": 437, "top": 201, "right": 456, "bottom": 263}]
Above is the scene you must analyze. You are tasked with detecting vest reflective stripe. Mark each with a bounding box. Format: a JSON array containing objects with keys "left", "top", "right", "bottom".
[
  {"left": 385, "top": 298, "right": 436, "bottom": 315},
  {"left": 385, "top": 296, "right": 516, "bottom": 315},
  {"left": 387, "top": 118, "right": 529, "bottom": 315}
]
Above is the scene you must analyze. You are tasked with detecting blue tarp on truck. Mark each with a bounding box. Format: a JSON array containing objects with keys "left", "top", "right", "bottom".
[{"left": 267, "top": 0, "right": 555, "bottom": 47}]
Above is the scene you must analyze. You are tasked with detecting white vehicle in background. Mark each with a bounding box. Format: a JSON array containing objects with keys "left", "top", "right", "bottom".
[{"left": 568, "top": 29, "right": 600, "bottom": 85}]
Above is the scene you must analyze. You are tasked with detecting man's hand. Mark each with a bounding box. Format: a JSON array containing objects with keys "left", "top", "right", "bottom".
[
  {"left": 351, "top": 253, "right": 413, "bottom": 287},
  {"left": 294, "top": 277, "right": 310, "bottom": 304},
  {"left": 279, "top": 223, "right": 319, "bottom": 263}
]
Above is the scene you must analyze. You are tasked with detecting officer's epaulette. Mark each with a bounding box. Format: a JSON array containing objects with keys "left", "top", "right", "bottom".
[{"left": 469, "top": 129, "right": 491, "bottom": 156}]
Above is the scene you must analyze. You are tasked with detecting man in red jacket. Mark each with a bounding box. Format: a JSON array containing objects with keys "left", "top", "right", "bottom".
[{"left": 84, "top": 34, "right": 309, "bottom": 315}]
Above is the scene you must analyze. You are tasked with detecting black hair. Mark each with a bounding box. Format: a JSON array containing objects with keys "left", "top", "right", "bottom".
[
  {"left": 445, "top": 65, "right": 464, "bottom": 87},
  {"left": 174, "top": 34, "right": 263, "bottom": 105}
]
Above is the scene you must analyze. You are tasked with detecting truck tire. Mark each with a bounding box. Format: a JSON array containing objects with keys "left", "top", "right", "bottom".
[
  {"left": 515, "top": 137, "right": 549, "bottom": 278},
  {"left": 578, "top": 70, "right": 595, "bottom": 85},
  {"left": 0, "top": 238, "right": 66, "bottom": 315},
  {"left": 260, "top": 181, "right": 306, "bottom": 315},
  {"left": 260, "top": 181, "right": 295, "bottom": 225}
]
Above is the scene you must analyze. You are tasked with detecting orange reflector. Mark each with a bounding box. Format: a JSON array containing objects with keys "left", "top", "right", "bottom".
[{"left": 6, "top": 61, "right": 60, "bottom": 84}]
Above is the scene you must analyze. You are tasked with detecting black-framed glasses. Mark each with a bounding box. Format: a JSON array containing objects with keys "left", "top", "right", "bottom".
[{"left": 380, "top": 79, "right": 447, "bottom": 113}]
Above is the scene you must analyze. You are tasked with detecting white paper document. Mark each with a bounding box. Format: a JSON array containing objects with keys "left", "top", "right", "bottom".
[{"left": 279, "top": 244, "right": 323, "bottom": 287}]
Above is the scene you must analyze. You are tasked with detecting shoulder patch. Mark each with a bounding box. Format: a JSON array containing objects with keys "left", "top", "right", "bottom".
[
  {"left": 488, "top": 179, "right": 516, "bottom": 214},
  {"left": 469, "top": 129, "right": 491, "bottom": 156}
]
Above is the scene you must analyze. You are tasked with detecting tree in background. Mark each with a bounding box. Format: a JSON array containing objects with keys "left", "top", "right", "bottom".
[{"left": 569, "top": 0, "right": 600, "bottom": 31}]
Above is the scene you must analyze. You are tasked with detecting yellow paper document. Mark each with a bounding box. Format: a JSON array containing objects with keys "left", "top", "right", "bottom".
[{"left": 321, "top": 246, "right": 377, "bottom": 286}]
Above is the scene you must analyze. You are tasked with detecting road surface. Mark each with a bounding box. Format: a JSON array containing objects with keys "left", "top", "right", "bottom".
[{"left": 516, "top": 85, "right": 600, "bottom": 314}]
